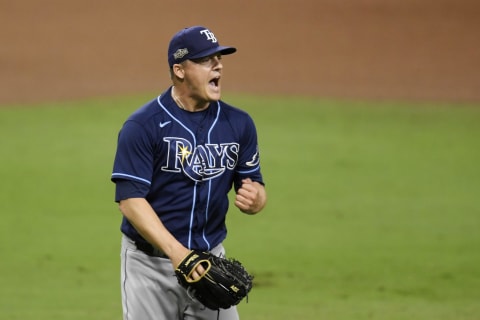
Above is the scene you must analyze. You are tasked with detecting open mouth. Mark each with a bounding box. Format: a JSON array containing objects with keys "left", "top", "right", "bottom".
[{"left": 209, "top": 76, "right": 220, "bottom": 88}]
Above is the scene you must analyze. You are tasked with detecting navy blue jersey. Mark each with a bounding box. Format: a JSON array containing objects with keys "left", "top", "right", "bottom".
[{"left": 112, "top": 87, "right": 264, "bottom": 251}]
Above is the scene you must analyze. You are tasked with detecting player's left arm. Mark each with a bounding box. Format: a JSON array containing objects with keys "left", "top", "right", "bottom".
[
  {"left": 233, "top": 113, "right": 266, "bottom": 214},
  {"left": 234, "top": 178, "right": 267, "bottom": 214}
]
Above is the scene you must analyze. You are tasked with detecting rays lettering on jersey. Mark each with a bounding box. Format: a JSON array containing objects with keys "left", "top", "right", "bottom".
[{"left": 162, "top": 137, "right": 239, "bottom": 181}]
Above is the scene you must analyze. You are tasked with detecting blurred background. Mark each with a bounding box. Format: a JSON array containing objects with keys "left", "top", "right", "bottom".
[{"left": 1, "top": 0, "right": 479, "bottom": 105}]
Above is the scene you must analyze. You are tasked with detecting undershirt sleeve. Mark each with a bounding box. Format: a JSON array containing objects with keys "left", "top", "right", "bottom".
[{"left": 114, "top": 179, "right": 150, "bottom": 202}]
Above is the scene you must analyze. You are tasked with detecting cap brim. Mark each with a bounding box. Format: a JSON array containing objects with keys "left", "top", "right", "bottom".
[{"left": 189, "top": 46, "right": 237, "bottom": 60}]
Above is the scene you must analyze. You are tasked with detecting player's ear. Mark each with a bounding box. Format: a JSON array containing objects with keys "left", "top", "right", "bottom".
[{"left": 172, "top": 64, "right": 185, "bottom": 80}]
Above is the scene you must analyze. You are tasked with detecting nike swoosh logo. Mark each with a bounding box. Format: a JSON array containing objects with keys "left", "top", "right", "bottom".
[{"left": 159, "top": 121, "right": 171, "bottom": 128}]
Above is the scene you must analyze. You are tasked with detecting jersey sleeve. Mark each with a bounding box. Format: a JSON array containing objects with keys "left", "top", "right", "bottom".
[
  {"left": 233, "top": 115, "right": 264, "bottom": 191},
  {"left": 111, "top": 120, "right": 154, "bottom": 186}
]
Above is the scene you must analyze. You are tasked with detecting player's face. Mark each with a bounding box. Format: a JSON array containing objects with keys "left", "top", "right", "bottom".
[{"left": 183, "top": 53, "right": 224, "bottom": 103}]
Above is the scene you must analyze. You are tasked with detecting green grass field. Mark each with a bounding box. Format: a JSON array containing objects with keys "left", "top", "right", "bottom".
[{"left": 1, "top": 94, "right": 479, "bottom": 319}]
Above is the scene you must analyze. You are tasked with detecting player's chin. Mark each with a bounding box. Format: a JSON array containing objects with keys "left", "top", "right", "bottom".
[{"left": 207, "top": 83, "right": 222, "bottom": 100}]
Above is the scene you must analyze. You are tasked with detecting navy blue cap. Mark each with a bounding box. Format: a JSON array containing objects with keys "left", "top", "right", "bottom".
[{"left": 168, "top": 26, "right": 236, "bottom": 67}]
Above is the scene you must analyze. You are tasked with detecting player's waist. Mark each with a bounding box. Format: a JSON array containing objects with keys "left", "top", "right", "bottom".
[
  {"left": 136, "top": 240, "right": 169, "bottom": 258},
  {"left": 122, "top": 235, "right": 168, "bottom": 258},
  {"left": 121, "top": 219, "right": 226, "bottom": 251},
  {"left": 122, "top": 234, "right": 225, "bottom": 257}
]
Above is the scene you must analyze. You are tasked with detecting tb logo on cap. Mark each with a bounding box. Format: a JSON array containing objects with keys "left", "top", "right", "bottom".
[{"left": 200, "top": 29, "right": 217, "bottom": 43}]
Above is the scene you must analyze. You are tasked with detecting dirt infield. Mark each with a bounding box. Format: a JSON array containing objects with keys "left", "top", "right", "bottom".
[{"left": 1, "top": 0, "right": 479, "bottom": 105}]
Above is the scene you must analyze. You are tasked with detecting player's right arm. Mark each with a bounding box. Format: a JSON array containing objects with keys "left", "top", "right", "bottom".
[
  {"left": 112, "top": 119, "right": 203, "bottom": 276},
  {"left": 118, "top": 197, "right": 192, "bottom": 269}
]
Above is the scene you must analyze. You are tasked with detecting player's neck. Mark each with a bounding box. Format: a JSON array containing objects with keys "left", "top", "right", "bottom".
[{"left": 172, "top": 86, "right": 209, "bottom": 112}]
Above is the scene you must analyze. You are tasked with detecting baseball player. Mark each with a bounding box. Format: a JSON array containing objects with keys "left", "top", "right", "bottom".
[{"left": 111, "top": 26, "right": 267, "bottom": 320}]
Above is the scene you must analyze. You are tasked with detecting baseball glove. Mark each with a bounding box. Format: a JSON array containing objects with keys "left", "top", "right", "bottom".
[{"left": 175, "top": 251, "right": 254, "bottom": 310}]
